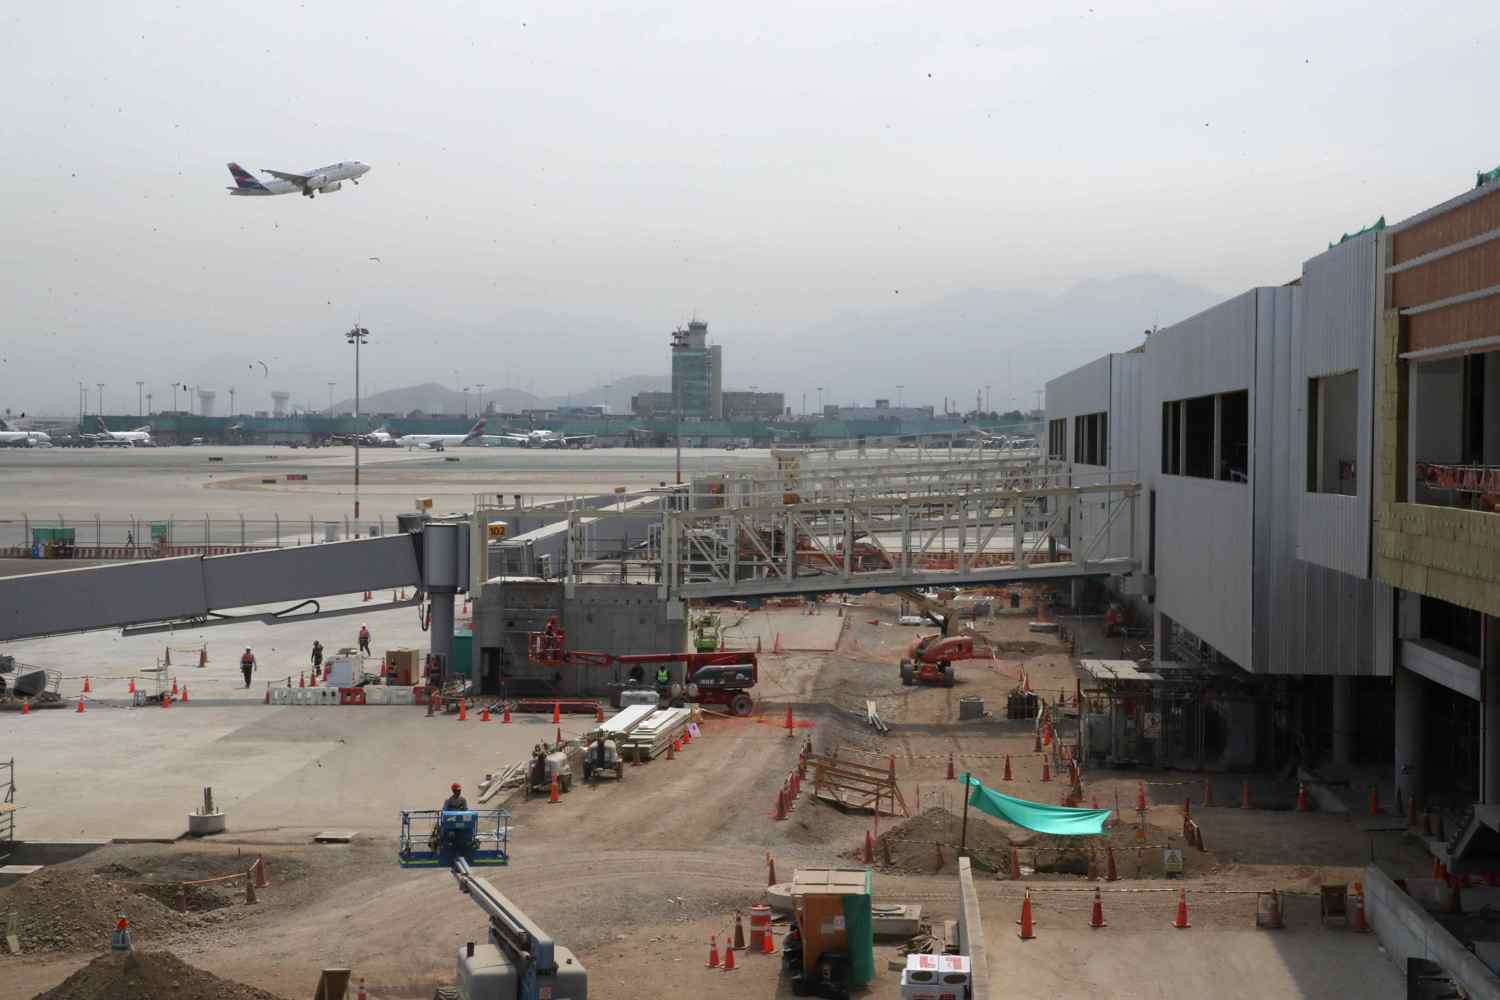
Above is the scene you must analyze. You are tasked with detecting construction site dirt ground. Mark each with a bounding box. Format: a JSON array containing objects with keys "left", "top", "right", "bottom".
[{"left": 5, "top": 590, "right": 1426, "bottom": 998}]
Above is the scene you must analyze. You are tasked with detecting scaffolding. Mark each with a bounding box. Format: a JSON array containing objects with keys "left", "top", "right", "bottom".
[{"left": 1, "top": 757, "right": 14, "bottom": 854}]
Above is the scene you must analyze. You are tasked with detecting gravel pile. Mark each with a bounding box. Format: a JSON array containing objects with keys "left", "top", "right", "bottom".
[{"left": 33, "top": 950, "right": 288, "bottom": 1000}]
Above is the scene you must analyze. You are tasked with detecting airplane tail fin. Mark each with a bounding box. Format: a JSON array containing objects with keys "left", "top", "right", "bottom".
[
  {"left": 0, "top": 418, "right": 9, "bottom": 431},
  {"left": 96, "top": 417, "right": 108, "bottom": 432},
  {"left": 465, "top": 419, "right": 486, "bottom": 441},
  {"left": 226, "top": 162, "right": 269, "bottom": 192}
]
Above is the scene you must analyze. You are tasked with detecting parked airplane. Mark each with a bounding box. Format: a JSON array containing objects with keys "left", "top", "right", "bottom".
[
  {"left": 225, "top": 161, "right": 371, "bottom": 198},
  {"left": 491, "top": 428, "right": 595, "bottom": 449},
  {"left": 396, "top": 419, "right": 486, "bottom": 451},
  {"left": 331, "top": 426, "right": 398, "bottom": 448},
  {"left": 0, "top": 419, "right": 50, "bottom": 447},
  {"left": 94, "top": 418, "right": 154, "bottom": 446}
]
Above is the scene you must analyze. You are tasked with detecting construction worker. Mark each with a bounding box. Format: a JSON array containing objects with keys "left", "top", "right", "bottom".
[
  {"left": 311, "top": 640, "right": 324, "bottom": 670},
  {"left": 240, "top": 647, "right": 256, "bottom": 689},
  {"left": 358, "top": 623, "right": 371, "bottom": 656},
  {"left": 655, "top": 663, "right": 671, "bottom": 695},
  {"left": 442, "top": 782, "right": 468, "bottom": 811}
]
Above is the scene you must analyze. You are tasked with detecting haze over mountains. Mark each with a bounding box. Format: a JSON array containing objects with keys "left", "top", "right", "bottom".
[{"left": 329, "top": 272, "right": 1223, "bottom": 418}]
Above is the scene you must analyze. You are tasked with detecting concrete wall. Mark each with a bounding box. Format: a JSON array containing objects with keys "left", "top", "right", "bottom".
[
  {"left": 955, "top": 857, "right": 991, "bottom": 1000},
  {"left": 1365, "top": 863, "right": 1500, "bottom": 999}
]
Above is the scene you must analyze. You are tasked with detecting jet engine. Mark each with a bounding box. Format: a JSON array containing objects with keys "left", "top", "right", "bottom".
[{"left": 317, "top": 181, "right": 343, "bottom": 194}]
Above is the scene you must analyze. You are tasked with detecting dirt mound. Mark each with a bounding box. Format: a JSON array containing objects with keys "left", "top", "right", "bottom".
[
  {"left": 33, "top": 950, "right": 288, "bottom": 1000},
  {"left": 844, "top": 807, "right": 1017, "bottom": 876},
  {"left": 0, "top": 851, "right": 275, "bottom": 954}
]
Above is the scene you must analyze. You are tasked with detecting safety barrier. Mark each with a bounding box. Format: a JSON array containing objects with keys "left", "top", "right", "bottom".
[{"left": 267, "top": 685, "right": 423, "bottom": 706}]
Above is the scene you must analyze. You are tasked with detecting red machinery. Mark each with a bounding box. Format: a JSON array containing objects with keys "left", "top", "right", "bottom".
[
  {"left": 527, "top": 630, "right": 759, "bottom": 716},
  {"left": 900, "top": 633, "right": 988, "bottom": 688}
]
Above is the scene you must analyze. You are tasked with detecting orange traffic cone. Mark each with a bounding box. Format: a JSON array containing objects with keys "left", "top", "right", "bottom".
[
  {"left": 161, "top": 692, "right": 170, "bottom": 709},
  {"left": 253, "top": 855, "right": 270, "bottom": 887},
  {"left": 299, "top": 673, "right": 306, "bottom": 689},
  {"left": 946, "top": 754, "right": 956, "bottom": 780},
  {"left": 682, "top": 726, "right": 691, "bottom": 745},
  {"left": 1171, "top": 888, "right": 1191, "bottom": 929},
  {"left": 502, "top": 703, "right": 512, "bottom": 723},
  {"left": 548, "top": 774, "right": 561, "bottom": 804},
  {"left": 706, "top": 934, "right": 720, "bottom": 968},
  {"left": 1033, "top": 728, "right": 1043, "bottom": 752},
  {"left": 1296, "top": 783, "right": 1308, "bottom": 813},
  {"left": 83, "top": 675, "right": 91, "bottom": 694},
  {"left": 1090, "top": 887, "right": 1106, "bottom": 928},
  {"left": 458, "top": 700, "right": 468, "bottom": 721},
  {"left": 1241, "top": 780, "right": 1251, "bottom": 809},
  {"left": 1004, "top": 755, "right": 1012, "bottom": 781},
  {"left": 767, "top": 853, "right": 778, "bottom": 886},
  {"left": 555, "top": 726, "right": 563, "bottom": 748},
  {"left": 1106, "top": 846, "right": 1118, "bottom": 882},
  {"left": 76, "top": 695, "right": 86, "bottom": 714},
  {"left": 722, "top": 941, "right": 737, "bottom": 972},
  {"left": 552, "top": 702, "right": 561, "bottom": 724},
  {"left": 171, "top": 677, "right": 179, "bottom": 695},
  {"left": 596, "top": 703, "right": 605, "bottom": 723},
  {"left": 480, "top": 705, "right": 490, "bottom": 722},
  {"left": 1041, "top": 759, "right": 1051, "bottom": 782},
  {"left": 1017, "top": 890, "right": 1036, "bottom": 940},
  {"left": 773, "top": 788, "right": 787, "bottom": 821},
  {"left": 364, "top": 590, "right": 372, "bottom": 602},
  {"left": 20, "top": 700, "right": 30, "bottom": 715},
  {"left": 761, "top": 923, "right": 775, "bottom": 955},
  {"left": 862, "top": 831, "right": 874, "bottom": 865},
  {"left": 784, "top": 704, "right": 794, "bottom": 732},
  {"left": 180, "top": 685, "right": 188, "bottom": 703},
  {"left": 734, "top": 912, "right": 746, "bottom": 951},
  {"left": 128, "top": 677, "right": 136, "bottom": 694}
]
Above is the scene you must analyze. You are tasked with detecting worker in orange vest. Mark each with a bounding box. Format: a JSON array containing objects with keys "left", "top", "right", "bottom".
[
  {"left": 240, "top": 648, "right": 257, "bottom": 689},
  {"left": 358, "top": 623, "right": 371, "bottom": 656}
]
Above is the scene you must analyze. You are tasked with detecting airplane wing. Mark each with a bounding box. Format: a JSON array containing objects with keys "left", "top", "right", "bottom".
[
  {"left": 261, "top": 168, "right": 311, "bottom": 188},
  {"left": 497, "top": 434, "right": 532, "bottom": 444},
  {"left": 562, "top": 434, "right": 596, "bottom": 445}
]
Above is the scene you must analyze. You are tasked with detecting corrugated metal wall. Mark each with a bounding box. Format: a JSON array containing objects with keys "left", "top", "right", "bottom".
[
  {"left": 1251, "top": 282, "right": 1383, "bottom": 677},
  {"left": 1146, "top": 292, "right": 1258, "bottom": 669},
  {"left": 1297, "top": 232, "right": 1377, "bottom": 578}
]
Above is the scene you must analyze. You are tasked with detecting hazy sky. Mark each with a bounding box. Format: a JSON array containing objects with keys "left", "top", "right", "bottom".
[{"left": 4, "top": 2, "right": 1499, "bottom": 416}]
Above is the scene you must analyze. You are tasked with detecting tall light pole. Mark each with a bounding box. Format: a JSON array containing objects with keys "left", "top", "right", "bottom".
[
  {"left": 77, "top": 381, "right": 85, "bottom": 421},
  {"left": 145, "top": 392, "right": 153, "bottom": 415},
  {"left": 327, "top": 382, "right": 336, "bottom": 414},
  {"left": 816, "top": 386, "right": 824, "bottom": 414},
  {"left": 462, "top": 386, "right": 470, "bottom": 418},
  {"left": 896, "top": 385, "right": 904, "bottom": 407},
  {"left": 346, "top": 325, "right": 369, "bottom": 519},
  {"left": 229, "top": 387, "right": 237, "bottom": 416},
  {"left": 985, "top": 384, "right": 991, "bottom": 414},
  {"left": 96, "top": 383, "right": 104, "bottom": 417},
  {"left": 136, "top": 381, "right": 145, "bottom": 418},
  {"left": 476, "top": 382, "right": 487, "bottom": 415}
]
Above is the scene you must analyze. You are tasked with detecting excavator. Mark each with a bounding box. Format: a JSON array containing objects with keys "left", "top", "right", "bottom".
[{"left": 896, "top": 589, "right": 992, "bottom": 688}]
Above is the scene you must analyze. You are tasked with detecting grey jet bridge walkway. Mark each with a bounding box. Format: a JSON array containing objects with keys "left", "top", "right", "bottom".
[{"left": 564, "top": 478, "right": 1143, "bottom": 601}]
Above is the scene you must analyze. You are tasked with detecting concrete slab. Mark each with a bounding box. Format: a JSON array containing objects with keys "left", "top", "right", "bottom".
[
  {"left": 0, "top": 704, "right": 597, "bottom": 841},
  {"left": 722, "top": 607, "right": 845, "bottom": 652},
  {"left": 313, "top": 830, "right": 358, "bottom": 843}
]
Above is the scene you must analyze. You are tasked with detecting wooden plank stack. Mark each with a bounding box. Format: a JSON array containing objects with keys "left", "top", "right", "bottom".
[{"left": 620, "top": 707, "right": 691, "bottom": 761}]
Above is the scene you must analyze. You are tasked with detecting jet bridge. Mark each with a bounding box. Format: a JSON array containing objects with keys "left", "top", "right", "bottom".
[{"left": 0, "top": 520, "right": 471, "bottom": 671}]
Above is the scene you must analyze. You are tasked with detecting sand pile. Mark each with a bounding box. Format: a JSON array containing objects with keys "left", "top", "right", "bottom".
[{"left": 33, "top": 950, "right": 287, "bottom": 1000}]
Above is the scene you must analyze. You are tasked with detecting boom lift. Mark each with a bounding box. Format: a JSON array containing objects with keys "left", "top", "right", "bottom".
[
  {"left": 444, "top": 857, "right": 588, "bottom": 1000},
  {"left": 895, "top": 589, "right": 990, "bottom": 688},
  {"left": 527, "top": 629, "right": 758, "bottom": 716}
]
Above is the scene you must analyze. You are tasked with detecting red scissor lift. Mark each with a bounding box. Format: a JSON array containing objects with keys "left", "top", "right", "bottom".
[{"left": 527, "top": 626, "right": 759, "bottom": 716}]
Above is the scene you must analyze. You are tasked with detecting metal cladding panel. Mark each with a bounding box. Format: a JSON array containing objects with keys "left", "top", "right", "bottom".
[
  {"left": 1297, "top": 233, "right": 1376, "bottom": 578},
  {"left": 0, "top": 557, "right": 208, "bottom": 641},
  {"left": 201, "top": 534, "right": 420, "bottom": 609},
  {"left": 1146, "top": 292, "right": 1258, "bottom": 670},
  {"left": 1108, "top": 351, "right": 1144, "bottom": 560},
  {"left": 1045, "top": 355, "right": 1111, "bottom": 424},
  {"left": 1250, "top": 284, "right": 1382, "bottom": 676}
]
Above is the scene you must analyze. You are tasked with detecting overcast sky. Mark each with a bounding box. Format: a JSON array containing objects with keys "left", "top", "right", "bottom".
[{"left": 3, "top": 2, "right": 1498, "bottom": 417}]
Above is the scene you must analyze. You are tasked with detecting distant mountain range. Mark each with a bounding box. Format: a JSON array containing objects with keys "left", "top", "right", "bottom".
[
  {"left": 334, "top": 374, "right": 669, "bottom": 417},
  {"left": 332, "top": 273, "right": 1224, "bottom": 418}
]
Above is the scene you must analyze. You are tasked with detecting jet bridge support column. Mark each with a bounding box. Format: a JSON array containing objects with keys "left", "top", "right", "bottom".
[{"left": 422, "top": 519, "right": 470, "bottom": 684}]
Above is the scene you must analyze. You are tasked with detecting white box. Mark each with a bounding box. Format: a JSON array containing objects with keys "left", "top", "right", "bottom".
[
  {"left": 386, "top": 686, "right": 415, "bottom": 705},
  {"left": 324, "top": 656, "right": 358, "bottom": 689},
  {"left": 902, "top": 954, "right": 971, "bottom": 1000}
]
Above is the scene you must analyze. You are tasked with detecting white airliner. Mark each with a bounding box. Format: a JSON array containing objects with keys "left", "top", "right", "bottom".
[
  {"left": 0, "top": 419, "right": 50, "bottom": 448},
  {"left": 95, "top": 418, "right": 154, "bottom": 446},
  {"left": 226, "top": 161, "right": 371, "bottom": 198},
  {"left": 492, "top": 429, "right": 595, "bottom": 449},
  {"left": 396, "top": 419, "right": 486, "bottom": 451}
]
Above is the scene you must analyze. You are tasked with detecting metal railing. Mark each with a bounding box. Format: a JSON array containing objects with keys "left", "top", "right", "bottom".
[{"left": 2, "top": 514, "right": 400, "bottom": 552}]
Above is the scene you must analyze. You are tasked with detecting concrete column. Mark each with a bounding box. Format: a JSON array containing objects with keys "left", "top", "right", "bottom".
[
  {"left": 1484, "top": 615, "right": 1500, "bottom": 804},
  {"left": 1331, "top": 676, "right": 1354, "bottom": 767},
  {"left": 429, "top": 593, "right": 455, "bottom": 682},
  {"left": 1394, "top": 665, "right": 1426, "bottom": 808}
]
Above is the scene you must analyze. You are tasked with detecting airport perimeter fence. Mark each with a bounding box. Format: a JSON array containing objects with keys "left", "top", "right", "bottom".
[{"left": 2, "top": 514, "right": 400, "bottom": 553}]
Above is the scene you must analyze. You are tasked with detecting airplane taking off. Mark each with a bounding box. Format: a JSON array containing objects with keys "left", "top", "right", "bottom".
[
  {"left": 94, "top": 418, "right": 154, "bottom": 446},
  {"left": 0, "top": 419, "right": 50, "bottom": 447},
  {"left": 226, "top": 161, "right": 370, "bottom": 198},
  {"left": 491, "top": 428, "right": 595, "bottom": 449},
  {"left": 396, "top": 419, "right": 486, "bottom": 451}
]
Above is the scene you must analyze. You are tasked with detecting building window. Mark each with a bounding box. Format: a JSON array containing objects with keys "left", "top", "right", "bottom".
[
  {"left": 1184, "top": 395, "right": 1215, "bottom": 478},
  {"left": 1306, "top": 372, "right": 1358, "bottom": 494},
  {"left": 1048, "top": 418, "right": 1066, "bottom": 460},
  {"left": 1420, "top": 595, "right": 1481, "bottom": 658},
  {"left": 1071, "top": 411, "right": 1107, "bottom": 465},
  {"left": 1162, "top": 391, "right": 1247, "bottom": 484},
  {"left": 1218, "top": 390, "right": 1249, "bottom": 483}
]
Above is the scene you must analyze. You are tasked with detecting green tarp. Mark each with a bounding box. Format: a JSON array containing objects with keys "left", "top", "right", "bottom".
[
  {"left": 841, "top": 872, "right": 875, "bottom": 988},
  {"left": 961, "top": 773, "right": 1112, "bottom": 836}
]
